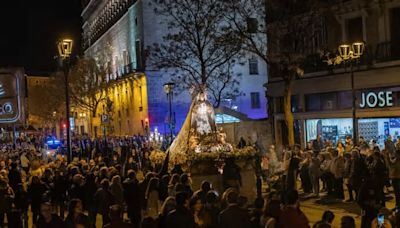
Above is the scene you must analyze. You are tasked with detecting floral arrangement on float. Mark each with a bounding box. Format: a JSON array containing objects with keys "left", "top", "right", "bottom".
[
  {"left": 187, "top": 145, "right": 257, "bottom": 165},
  {"left": 149, "top": 149, "right": 166, "bottom": 166}
]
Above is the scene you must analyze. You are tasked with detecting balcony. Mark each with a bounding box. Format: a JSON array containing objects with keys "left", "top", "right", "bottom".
[
  {"left": 301, "top": 42, "right": 400, "bottom": 75},
  {"left": 269, "top": 41, "right": 400, "bottom": 79},
  {"left": 375, "top": 42, "right": 400, "bottom": 63},
  {"left": 106, "top": 62, "right": 144, "bottom": 82}
]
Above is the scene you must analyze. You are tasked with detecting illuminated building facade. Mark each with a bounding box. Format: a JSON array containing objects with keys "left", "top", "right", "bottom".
[{"left": 81, "top": 0, "right": 268, "bottom": 136}]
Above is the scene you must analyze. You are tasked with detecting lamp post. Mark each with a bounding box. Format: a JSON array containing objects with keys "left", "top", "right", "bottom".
[
  {"left": 58, "top": 38, "right": 73, "bottom": 162},
  {"left": 337, "top": 41, "right": 365, "bottom": 145},
  {"left": 163, "top": 82, "right": 175, "bottom": 143}
]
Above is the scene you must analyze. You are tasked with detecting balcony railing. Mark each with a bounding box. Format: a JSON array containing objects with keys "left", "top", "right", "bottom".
[
  {"left": 269, "top": 41, "right": 400, "bottom": 78},
  {"left": 375, "top": 41, "right": 400, "bottom": 63},
  {"left": 106, "top": 62, "right": 144, "bottom": 82},
  {"left": 300, "top": 42, "right": 400, "bottom": 75}
]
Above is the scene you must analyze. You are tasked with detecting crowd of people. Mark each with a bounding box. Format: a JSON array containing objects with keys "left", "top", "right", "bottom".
[
  {"left": 261, "top": 135, "right": 400, "bottom": 228},
  {"left": 0, "top": 132, "right": 397, "bottom": 227}
]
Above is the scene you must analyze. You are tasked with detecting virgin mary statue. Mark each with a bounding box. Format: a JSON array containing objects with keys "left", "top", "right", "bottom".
[
  {"left": 190, "top": 90, "right": 216, "bottom": 136},
  {"left": 168, "top": 87, "right": 216, "bottom": 155}
]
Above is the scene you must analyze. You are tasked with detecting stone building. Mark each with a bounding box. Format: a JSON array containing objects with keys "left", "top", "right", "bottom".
[
  {"left": 81, "top": 0, "right": 268, "bottom": 136},
  {"left": 267, "top": 0, "right": 400, "bottom": 149}
]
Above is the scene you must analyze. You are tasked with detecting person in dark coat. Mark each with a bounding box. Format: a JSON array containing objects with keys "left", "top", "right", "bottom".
[
  {"left": 389, "top": 150, "right": 400, "bottom": 209},
  {"left": 158, "top": 175, "right": 170, "bottom": 202},
  {"left": 7, "top": 162, "right": 22, "bottom": 192},
  {"left": 64, "top": 199, "right": 91, "bottom": 228},
  {"left": 357, "top": 178, "right": 381, "bottom": 228},
  {"left": 29, "top": 176, "right": 48, "bottom": 224},
  {"left": 299, "top": 152, "right": 312, "bottom": 194},
  {"left": 223, "top": 158, "right": 242, "bottom": 190},
  {"left": 349, "top": 150, "right": 365, "bottom": 201},
  {"left": 104, "top": 204, "right": 134, "bottom": 228},
  {"left": 14, "top": 183, "right": 29, "bottom": 228},
  {"left": 286, "top": 151, "right": 300, "bottom": 192},
  {"left": 312, "top": 135, "right": 324, "bottom": 153},
  {"left": 94, "top": 179, "right": 115, "bottom": 226},
  {"left": 0, "top": 179, "right": 14, "bottom": 228},
  {"left": 68, "top": 174, "right": 86, "bottom": 204},
  {"left": 175, "top": 174, "right": 193, "bottom": 197},
  {"left": 366, "top": 151, "right": 387, "bottom": 207},
  {"left": 219, "top": 190, "right": 251, "bottom": 228},
  {"left": 165, "top": 191, "right": 195, "bottom": 228},
  {"left": 84, "top": 173, "right": 98, "bottom": 225},
  {"left": 193, "top": 181, "right": 211, "bottom": 204},
  {"left": 35, "top": 202, "right": 65, "bottom": 228},
  {"left": 123, "top": 170, "right": 142, "bottom": 228},
  {"left": 279, "top": 190, "right": 309, "bottom": 228},
  {"left": 53, "top": 170, "right": 68, "bottom": 218}
]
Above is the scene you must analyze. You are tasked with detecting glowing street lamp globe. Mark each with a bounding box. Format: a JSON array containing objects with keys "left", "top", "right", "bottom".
[
  {"left": 58, "top": 39, "right": 73, "bottom": 58},
  {"left": 338, "top": 44, "right": 351, "bottom": 60},
  {"left": 163, "top": 82, "right": 175, "bottom": 94},
  {"left": 352, "top": 41, "right": 365, "bottom": 58}
]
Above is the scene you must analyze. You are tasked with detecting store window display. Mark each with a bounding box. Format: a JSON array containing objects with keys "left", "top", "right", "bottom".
[
  {"left": 358, "top": 118, "right": 400, "bottom": 149},
  {"left": 306, "top": 118, "right": 353, "bottom": 146}
]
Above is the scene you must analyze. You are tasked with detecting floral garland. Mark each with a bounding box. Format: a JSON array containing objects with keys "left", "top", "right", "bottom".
[
  {"left": 149, "top": 149, "right": 166, "bottom": 165},
  {"left": 149, "top": 145, "right": 257, "bottom": 169},
  {"left": 187, "top": 146, "right": 256, "bottom": 165}
]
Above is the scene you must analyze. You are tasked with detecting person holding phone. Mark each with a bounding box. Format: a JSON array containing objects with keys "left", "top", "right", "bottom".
[{"left": 371, "top": 210, "right": 393, "bottom": 228}]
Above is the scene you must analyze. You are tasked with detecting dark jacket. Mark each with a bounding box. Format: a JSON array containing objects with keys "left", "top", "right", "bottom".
[
  {"left": 64, "top": 213, "right": 91, "bottom": 228},
  {"left": 0, "top": 185, "right": 14, "bottom": 213},
  {"left": 36, "top": 214, "right": 65, "bottom": 228},
  {"left": 53, "top": 175, "right": 68, "bottom": 202},
  {"left": 8, "top": 168, "right": 22, "bottom": 191},
  {"left": 104, "top": 219, "right": 135, "bottom": 228},
  {"left": 123, "top": 178, "right": 142, "bottom": 213},
  {"left": 28, "top": 182, "right": 48, "bottom": 212},
  {"left": 218, "top": 204, "right": 251, "bottom": 228},
  {"left": 349, "top": 157, "right": 366, "bottom": 189},
  {"left": 165, "top": 206, "right": 195, "bottom": 228},
  {"left": 278, "top": 206, "right": 309, "bottom": 228},
  {"left": 93, "top": 188, "right": 115, "bottom": 214},
  {"left": 366, "top": 154, "right": 387, "bottom": 186},
  {"left": 388, "top": 153, "right": 400, "bottom": 179}
]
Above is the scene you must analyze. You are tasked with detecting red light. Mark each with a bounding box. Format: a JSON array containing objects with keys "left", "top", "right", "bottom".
[
  {"left": 63, "top": 124, "right": 66, "bottom": 128},
  {"left": 145, "top": 117, "right": 149, "bottom": 123}
]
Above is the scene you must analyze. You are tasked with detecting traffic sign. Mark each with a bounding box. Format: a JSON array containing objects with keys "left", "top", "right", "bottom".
[{"left": 101, "top": 114, "right": 109, "bottom": 124}]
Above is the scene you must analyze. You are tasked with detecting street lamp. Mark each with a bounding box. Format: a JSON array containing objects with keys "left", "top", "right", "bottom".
[
  {"left": 58, "top": 38, "right": 73, "bottom": 162},
  {"left": 163, "top": 82, "right": 175, "bottom": 143},
  {"left": 337, "top": 41, "right": 365, "bottom": 145}
]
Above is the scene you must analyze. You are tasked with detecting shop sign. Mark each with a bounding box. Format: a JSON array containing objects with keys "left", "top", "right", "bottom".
[
  {"left": 359, "top": 91, "right": 393, "bottom": 108},
  {"left": 0, "top": 73, "right": 21, "bottom": 123}
]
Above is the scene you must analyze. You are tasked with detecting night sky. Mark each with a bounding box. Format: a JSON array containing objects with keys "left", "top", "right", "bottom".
[{"left": 0, "top": 0, "right": 82, "bottom": 75}]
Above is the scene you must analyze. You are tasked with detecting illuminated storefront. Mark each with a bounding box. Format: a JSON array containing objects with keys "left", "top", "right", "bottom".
[
  {"left": 306, "top": 118, "right": 353, "bottom": 146},
  {"left": 302, "top": 86, "right": 400, "bottom": 148}
]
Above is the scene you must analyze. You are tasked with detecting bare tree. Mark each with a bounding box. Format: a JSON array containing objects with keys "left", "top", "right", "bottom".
[
  {"left": 226, "top": 0, "right": 326, "bottom": 146},
  {"left": 147, "top": 0, "right": 243, "bottom": 107},
  {"left": 28, "top": 75, "right": 65, "bottom": 126},
  {"left": 68, "top": 57, "right": 109, "bottom": 118}
]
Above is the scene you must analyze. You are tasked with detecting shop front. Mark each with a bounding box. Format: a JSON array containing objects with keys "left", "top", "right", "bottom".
[
  {"left": 301, "top": 86, "right": 400, "bottom": 149},
  {"left": 305, "top": 117, "right": 400, "bottom": 149}
]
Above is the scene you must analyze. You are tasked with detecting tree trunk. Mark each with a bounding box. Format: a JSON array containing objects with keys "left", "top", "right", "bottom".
[{"left": 284, "top": 80, "right": 295, "bottom": 147}]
